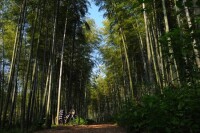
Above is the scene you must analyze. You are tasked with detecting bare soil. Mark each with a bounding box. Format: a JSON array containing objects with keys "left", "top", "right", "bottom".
[{"left": 34, "top": 124, "right": 126, "bottom": 133}]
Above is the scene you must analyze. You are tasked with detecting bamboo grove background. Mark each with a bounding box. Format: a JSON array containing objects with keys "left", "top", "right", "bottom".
[
  {"left": 89, "top": 0, "right": 200, "bottom": 120},
  {"left": 0, "top": 0, "right": 99, "bottom": 132},
  {"left": 0, "top": 0, "right": 200, "bottom": 132}
]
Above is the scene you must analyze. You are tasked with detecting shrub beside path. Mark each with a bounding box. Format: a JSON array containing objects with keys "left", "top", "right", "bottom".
[{"left": 34, "top": 124, "right": 126, "bottom": 133}]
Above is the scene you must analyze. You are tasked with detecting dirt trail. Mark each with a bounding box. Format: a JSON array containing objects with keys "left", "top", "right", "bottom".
[{"left": 34, "top": 124, "right": 126, "bottom": 133}]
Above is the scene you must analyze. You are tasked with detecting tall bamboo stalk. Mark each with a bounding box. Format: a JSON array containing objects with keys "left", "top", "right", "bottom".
[
  {"left": 119, "top": 28, "right": 134, "bottom": 99},
  {"left": 56, "top": 16, "right": 68, "bottom": 125},
  {"left": 45, "top": 0, "right": 60, "bottom": 127},
  {"left": 162, "top": 0, "right": 180, "bottom": 85},
  {"left": 142, "top": 3, "right": 154, "bottom": 87},
  {"left": 2, "top": 0, "right": 27, "bottom": 128},
  {"left": 184, "top": 0, "right": 200, "bottom": 68}
]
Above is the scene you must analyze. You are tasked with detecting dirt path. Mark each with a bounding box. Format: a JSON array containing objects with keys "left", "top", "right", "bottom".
[{"left": 34, "top": 124, "right": 126, "bottom": 133}]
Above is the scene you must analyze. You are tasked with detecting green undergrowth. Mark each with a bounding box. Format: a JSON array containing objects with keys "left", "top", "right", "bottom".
[
  {"left": 0, "top": 128, "right": 21, "bottom": 133},
  {"left": 68, "top": 117, "right": 87, "bottom": 125},
  {"left": 52, "top": 117, "right": 87, "bottom": 126},
  {"left": 117, "top": 86, "right": 200, "bottom": 133}
]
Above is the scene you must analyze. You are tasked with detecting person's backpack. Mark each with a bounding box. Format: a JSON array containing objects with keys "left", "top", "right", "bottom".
[{"left": 58, "top": 109, "right": 65, "bottom": 124}]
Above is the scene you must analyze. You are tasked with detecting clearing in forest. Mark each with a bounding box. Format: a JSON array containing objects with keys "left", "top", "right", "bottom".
[{"left": 34, "top": 124, "right": 126, "bottom": 133}]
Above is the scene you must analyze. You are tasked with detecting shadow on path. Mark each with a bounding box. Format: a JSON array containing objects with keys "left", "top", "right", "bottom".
[{"left": 34, "top": 124, "right": 126, "bottom": 133}]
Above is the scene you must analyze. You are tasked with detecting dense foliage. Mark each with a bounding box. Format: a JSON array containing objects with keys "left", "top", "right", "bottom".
[{"left": 117, "top": 86, "right": 200, "bottom": 132}]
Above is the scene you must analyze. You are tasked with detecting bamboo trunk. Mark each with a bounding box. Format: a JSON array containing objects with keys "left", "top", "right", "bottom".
[
  {"left": 21, "top": 2, "right": 39, "bottom": 132},
  {"left": 162, "top": 0, "right": 180, "bottom": 85},
  {"left": 148, "top": 22, "right": 161, "bottom": 88},
  {"left": 132, "top": 16, "right": 148, "bottom": 84},
  {"left": 9, "top": 73, "right": 18, "bottom": 127},
  {"left": 45, "top": 0, "right": 60, "bottom": 127},
  {"left": 0, "top": 21, "right": 5, "bottom": 126},
  {"left": 56, "top": 16, "right": 68, "bottom": 125},
  {"left": 119, "top": 28, "right": 134, "bottom": 100},
  {"left": 184, "top": 0, "right": 200, "bottom": 68},
  {"left": 2, "top": 0, "right": 27, "bottom": 128},
  {"left": 142, "top": 3, "right": 154, "bottom": 90}
]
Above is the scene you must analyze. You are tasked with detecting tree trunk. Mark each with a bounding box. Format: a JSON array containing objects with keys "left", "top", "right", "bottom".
[
  {"left": 9, "top": 12, "right": 26, "bottom": 126},
  {"left": 119, "top": 42, "right": 128, "bottom": 101},
  {"left": 142, "top": 3, "right": 154, "bottom": 90},
  {"left": 45, "top": 67, "right": 52, "bottom": 128},
  {"left": 68, "top": 22, "right": 77, "bottom": 109},
  {"left": 0, "top": 23, "right": 5, "bottom": 126},
  {"left": 148, "top": 22, "right": 161, "bottom": 88},
  {"left": 2, "top": 0, "right": 27, "bottom": 128},
  {"left": 45, "top": 0, "right": 60, "bottom": 127},
  {"left": 162, "top": 0, "right": 180, "bottom": 85},
  {"left": 184, "top": 0, "right": 200, "bottom": 68},
  {"left": 9, "top": 74, "right": 18, "bottom": 127},
  {"left": 131, "top": 13, "right": 149, "bottom": 85},
  {"left": 119, "top": 28, "right": 134, "bottom": 100},
  {"left": 21, "top": 2, "right": 39, "bottom": 132},
  {"left": 56, "top": 16, "right": 68, "bottom": 125},
  {"left": 27, "top": 2, "right": 42, "bottom": 128}
]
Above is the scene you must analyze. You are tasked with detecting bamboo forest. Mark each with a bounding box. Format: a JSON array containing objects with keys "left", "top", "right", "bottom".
[{"left": 0, "top": 0, "right": 200, "bottom": 133}]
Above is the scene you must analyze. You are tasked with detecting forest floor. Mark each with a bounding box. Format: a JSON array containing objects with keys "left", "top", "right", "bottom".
[{"left": 34, "top": 124, "right": 126, "bottom": 133}]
